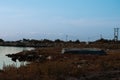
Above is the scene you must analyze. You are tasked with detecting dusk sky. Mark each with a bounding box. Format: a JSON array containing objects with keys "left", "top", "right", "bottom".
[{"left": 0, "top": 0, "right": 120, "bottom": 41}]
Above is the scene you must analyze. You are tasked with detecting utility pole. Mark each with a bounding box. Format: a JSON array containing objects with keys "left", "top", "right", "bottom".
[
  {"left": 100, "top": 34, "right": 103, "bottom": 39},
  {"left": 66, "top": 35, "right": 68, "bottom": 42}
]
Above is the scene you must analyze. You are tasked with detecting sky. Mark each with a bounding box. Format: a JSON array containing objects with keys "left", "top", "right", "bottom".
[{"left": 0, "top": 0, "right": 120, "bottom": 41}]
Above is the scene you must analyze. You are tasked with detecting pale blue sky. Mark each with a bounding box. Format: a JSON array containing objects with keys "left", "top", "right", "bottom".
[{"left": 0, "top": 0, "right": 120, "bottom": 41}]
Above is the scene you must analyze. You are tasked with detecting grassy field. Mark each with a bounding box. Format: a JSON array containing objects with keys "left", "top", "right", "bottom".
[{"left": 0, "top": 46, "right": 120, "bottom": 80}]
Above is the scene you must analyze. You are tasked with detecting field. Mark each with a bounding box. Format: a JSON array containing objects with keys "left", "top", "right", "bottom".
[{"left": 0, "top": 43, "right": 120, "bottom": 80}]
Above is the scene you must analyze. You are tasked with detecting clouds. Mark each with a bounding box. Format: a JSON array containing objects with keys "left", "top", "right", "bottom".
[
  {"left": 0, "top": 0, "right": 120, "bottom": 41},
  {"left": 39, "top": 16, "right": 120, "bottom": 28},
  {"left": 0, "top": 13, "right": 119, "bottom": 41}
]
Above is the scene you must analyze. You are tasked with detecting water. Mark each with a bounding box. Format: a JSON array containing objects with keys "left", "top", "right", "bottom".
[{"left": 0, "top": 46, "right": 34, "bottom": 69}]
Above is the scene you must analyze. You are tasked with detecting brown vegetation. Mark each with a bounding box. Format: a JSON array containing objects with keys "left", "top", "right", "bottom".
[{"left": 1, "top": 45, "right": 120, "bottom": 80}]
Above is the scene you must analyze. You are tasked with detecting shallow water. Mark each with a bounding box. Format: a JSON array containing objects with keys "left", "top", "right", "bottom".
[{"left": 0, "top": 46, "right": 34, "bottom": 69}]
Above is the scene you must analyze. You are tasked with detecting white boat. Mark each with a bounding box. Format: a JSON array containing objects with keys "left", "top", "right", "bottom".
[{"left": 61, "top": 48, "right": 106, "bottom": 55}]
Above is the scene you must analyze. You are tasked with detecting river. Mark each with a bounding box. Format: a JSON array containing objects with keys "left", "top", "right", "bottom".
[{"left": 0, "top": 46, "right": 34, "bottom": 69}]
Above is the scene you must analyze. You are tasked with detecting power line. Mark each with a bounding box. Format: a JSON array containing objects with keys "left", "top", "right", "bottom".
[{"left": 114, "top": 28, "right": 119, "bottom": 41}]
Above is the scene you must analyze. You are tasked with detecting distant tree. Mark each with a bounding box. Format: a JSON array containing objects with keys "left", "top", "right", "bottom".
[
  {"left": 68, "top": 40, "right": 73, "bottom": 43},
  {"left": 74, "top": 39, "right": 80, "bottom": 43},
  {"left": 95, "top": 38, "right": 109, "bottom": 43},
  {"left": 54, "top": 39, "right": 64, "bottom": 43},
  {"left": 42, "top": 39, "right": 53, "bottom": 43},
  {"left": 23, "top": 38, "right": 29, "bottom": 42},
  {"left": 0, "top": 39, "right": 4, "bottom": 42}
]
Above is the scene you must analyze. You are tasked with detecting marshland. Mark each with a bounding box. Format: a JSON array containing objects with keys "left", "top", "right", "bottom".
[{"left": 0, "top": 39, "right": 120, "bottom": 80}]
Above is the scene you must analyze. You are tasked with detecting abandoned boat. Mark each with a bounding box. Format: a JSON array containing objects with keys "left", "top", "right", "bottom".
[{"left": 61, "top": 48, "right": 106, "bottom": 55}]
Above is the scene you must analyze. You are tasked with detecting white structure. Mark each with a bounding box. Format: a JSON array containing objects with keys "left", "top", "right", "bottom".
[{"left": 61, "top": 48, "right": 106, "bottom": 55}]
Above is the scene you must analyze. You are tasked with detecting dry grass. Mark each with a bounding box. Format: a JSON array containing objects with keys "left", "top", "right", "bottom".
[{"left": 0, "top": 46, "right": 120, "bottom": 80}]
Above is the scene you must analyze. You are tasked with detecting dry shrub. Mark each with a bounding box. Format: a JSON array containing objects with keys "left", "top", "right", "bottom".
[{"left": 0, "top": 47, "right": 120, "bottom": 80}]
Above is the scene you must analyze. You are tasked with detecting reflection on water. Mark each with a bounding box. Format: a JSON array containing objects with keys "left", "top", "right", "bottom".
[{"left": 0, "top": 46, "right": 34, "bottom": 69}]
